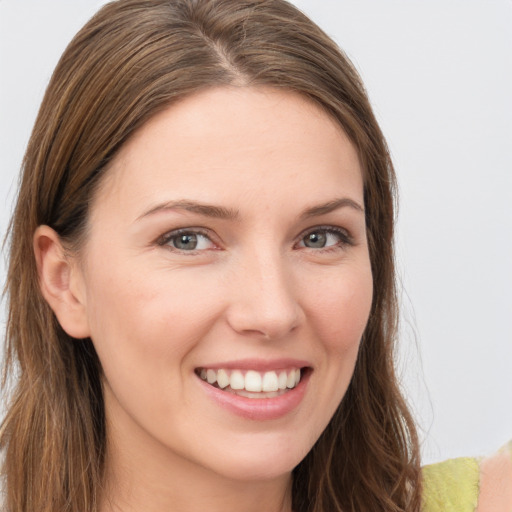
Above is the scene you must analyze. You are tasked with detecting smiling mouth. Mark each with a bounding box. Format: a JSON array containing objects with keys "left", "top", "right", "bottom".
[{"left": 195, "top": 367, "right": 305, "bottom": 399}]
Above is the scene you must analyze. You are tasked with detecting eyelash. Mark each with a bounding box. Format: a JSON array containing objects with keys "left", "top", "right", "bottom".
[
  {"left": 157, "top": 225, "right": 354, "bottom": 254},
  {"left": 157, "top": 228, "right": 217, "bottom": 253},
  {"left": 297, "top": 225, "right": 354, "bottom": 252}
]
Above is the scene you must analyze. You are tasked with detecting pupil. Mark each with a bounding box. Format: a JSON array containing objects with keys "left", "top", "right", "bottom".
[
  {"left": 175, "top": 233, "right": 197, "bottom": 250},
  {"left": 306, "top": 232, "right": 326, "bottom": 248}
]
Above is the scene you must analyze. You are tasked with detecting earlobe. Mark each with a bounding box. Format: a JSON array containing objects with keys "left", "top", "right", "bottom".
[{"left": 34, "top": 225, "right": 91, "bottom": 339}]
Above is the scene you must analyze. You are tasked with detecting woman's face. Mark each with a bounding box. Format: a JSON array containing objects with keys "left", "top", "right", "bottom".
[{"left": 75, "top": 87, "right": 373, "bottom": 482}]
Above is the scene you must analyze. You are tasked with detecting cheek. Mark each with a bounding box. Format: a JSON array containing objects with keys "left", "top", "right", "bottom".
[
  {"left": 81, "top": 264, "right": 228, "bottom": 432},
  {"left": 82, "top": 262, "right": 224, "bottom": 374},
  {"left": 296, "top": 261, "right": 373, "bottom": 447},
  {"left": 303, "top": 262, "right": 373, "bottom": 352}
]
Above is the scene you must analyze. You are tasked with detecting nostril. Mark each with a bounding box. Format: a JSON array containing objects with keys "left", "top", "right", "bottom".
[
  {"left": 223, "top": 264, "right": 303, "bottom": 339},
  {"left": 225, "top": 303, "right": 303, "bottom": 341}
]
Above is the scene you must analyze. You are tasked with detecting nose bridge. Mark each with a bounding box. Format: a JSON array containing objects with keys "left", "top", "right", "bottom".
[{"left": 226, "top": 243, "right": 302, "bottom": 339}]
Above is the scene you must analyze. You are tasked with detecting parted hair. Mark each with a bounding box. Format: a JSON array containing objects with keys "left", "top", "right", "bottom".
[{"left": 1, "top": 1, "right": 421, "bottom": 511}]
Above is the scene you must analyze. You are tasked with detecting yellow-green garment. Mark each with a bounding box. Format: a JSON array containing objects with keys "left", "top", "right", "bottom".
[
  {"left": 422, "top": 441, "right": 512, "bottom": 512},
  {"left": 423, "top": 456, "right": 480, "bottom": 511}
]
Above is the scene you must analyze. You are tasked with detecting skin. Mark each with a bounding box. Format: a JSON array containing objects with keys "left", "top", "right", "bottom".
[
  {"left": 35, "top": 87, "right": 373, "bottom": 512},
  {"left": 477, "top": 443, "right": 512, "bottom": 512}
]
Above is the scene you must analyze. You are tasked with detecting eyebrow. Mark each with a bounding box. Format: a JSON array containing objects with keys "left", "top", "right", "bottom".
[
  {"left": 137, "top": 197, "right": 364, "bottom": 222},
  {"left": 300, "top": 197, "right": 364, "bottom": 219},
  {"left": 138, "top": 200, "right": 239, "bottom": 221}
]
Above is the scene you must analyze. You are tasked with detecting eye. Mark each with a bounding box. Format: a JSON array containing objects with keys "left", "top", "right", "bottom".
[
  {"left": 298, "top": 227, "right": 352, "bottom": 250},
  {"left": 159, "top": 229, "right": 216, "bottom": 251}
]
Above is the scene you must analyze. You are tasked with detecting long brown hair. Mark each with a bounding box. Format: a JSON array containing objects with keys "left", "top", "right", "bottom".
[{"left": 1, "top": 1, "right": 421, "bottom": 510}]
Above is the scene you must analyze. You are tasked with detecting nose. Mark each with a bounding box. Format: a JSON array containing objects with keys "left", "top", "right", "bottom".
[{"left": 225, "top": 250, "right": 304, "bottom": 340}]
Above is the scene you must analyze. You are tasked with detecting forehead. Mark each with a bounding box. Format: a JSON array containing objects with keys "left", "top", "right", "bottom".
[{"left": 92, "top": 86, "right": 363, "bottom": 219}]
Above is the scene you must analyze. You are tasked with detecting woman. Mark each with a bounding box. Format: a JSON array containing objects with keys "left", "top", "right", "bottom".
[{"left": 0, "top": 1, "right": 509, "bottom": 511}]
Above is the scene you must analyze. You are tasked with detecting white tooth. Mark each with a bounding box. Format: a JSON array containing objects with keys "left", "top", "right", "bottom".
[
  {"left": 262, "top": 371, "right": 279, "bottom": 392},
  {"left": 200, "top": 369, "right": 207, "bottom": 380},
  {"left": 217, "top": 369, "right": 230, "bottom": 389},
  {"left": 206, "top": 369, "right": 217, "bottom": 384},
  {"left": 294, "top": 368, "right": 301, "bottom": 386},
  {"left": 278, "top": 371, "right": 288, "bottom": 390},
  {"left": 286, "top": 370, "right": 295, "bottom": 389},
  {"left": 230, "top": 370, "right": 245, "bottom": 390},
  {"left": 245, "top": 371, "right": 262, "bottom": 392}
]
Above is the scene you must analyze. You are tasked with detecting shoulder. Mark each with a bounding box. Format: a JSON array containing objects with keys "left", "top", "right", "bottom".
[
  {"left": 477, "top": 441, "right": 512, "bottom": 512},
  {"left": 422, "top": 441, "right": 512, "bottom": 512}
]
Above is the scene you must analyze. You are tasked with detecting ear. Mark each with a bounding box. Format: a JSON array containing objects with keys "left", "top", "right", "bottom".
[{"left": 34, "top": 225, "right": 91, "bottom": 339}]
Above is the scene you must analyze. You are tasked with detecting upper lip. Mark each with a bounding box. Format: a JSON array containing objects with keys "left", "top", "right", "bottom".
[{"left": 195, "top": 358, "right": 312, "bottom": 372}]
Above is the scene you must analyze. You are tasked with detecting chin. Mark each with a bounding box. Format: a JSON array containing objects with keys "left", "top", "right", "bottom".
[{"left": 199, "top": 431, "right": 314, "bottom": 483}]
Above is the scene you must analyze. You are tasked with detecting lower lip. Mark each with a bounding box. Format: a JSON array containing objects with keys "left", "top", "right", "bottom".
[{"left": 197, "top": 370, "right": 310, "bottom": 421}]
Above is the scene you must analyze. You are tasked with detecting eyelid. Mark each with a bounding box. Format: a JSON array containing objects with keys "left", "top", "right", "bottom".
[
  {"left": 157, "top": 227, "right": 219, "bottom": 252},
  {"left": 155, "top": 224, "right": 354, "bottom": 253},
  {"left": 295, "top": 225, "right": 354, "bottom": 249}
]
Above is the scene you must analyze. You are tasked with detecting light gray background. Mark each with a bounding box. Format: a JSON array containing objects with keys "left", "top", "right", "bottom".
[{"left": 1, "top": 1, "right": 511, "bottom": 465}]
